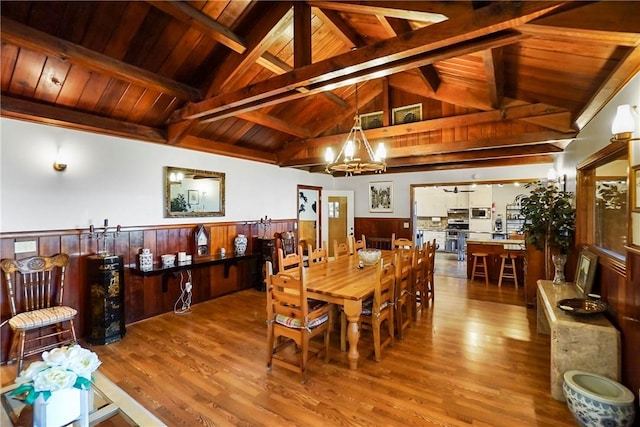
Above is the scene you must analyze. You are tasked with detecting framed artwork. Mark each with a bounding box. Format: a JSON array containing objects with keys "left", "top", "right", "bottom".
[
  {"left": 188, "top": 190, "right": 199, "bottom": 205},
  {"left": 360, "top": 111, "right": 383, "bottom": 130},
  {"left": 574, "top": 248, "right": 598, "bottom": 296},
  {"left": 369, "top": 181, "right": 393, "bottom": 212},
  {"left": 392, "top": 103, "right": 422, "bottom": 125}
]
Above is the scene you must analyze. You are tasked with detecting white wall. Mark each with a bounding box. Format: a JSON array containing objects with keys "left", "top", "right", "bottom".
[{"left": 0, "top": 119, "right": 333, "bottom": 232}]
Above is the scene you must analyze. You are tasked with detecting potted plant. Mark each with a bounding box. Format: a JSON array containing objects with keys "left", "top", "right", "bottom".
[{"left": 519, "top": 180, "right": 576, "bottom": 284}]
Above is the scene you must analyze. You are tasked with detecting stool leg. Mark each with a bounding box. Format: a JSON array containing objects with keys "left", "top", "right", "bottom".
[
  {"left": 511, "top": 257, "right": 518, "bottom": 288},
  {"left": 482, "top": 257, "right": 488, "bottom": 286},
  {"left": 472, "top": 256, "right": 478, "bottom": 282},
  {"left": 498, "top": 256, "right": 506, "bottom": 287}
]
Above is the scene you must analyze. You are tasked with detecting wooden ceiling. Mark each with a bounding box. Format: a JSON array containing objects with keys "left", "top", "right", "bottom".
[{"left": 2, "top": 1, "right": 639, "bottom": 175}]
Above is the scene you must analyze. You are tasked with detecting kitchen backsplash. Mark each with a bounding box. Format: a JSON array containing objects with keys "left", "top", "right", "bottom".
[{"left": 417, "top": 217, "right": 446, "bottom": 230}]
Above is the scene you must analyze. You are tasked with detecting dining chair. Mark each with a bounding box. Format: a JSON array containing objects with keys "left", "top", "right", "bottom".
[
  {"left": 412, "top": 242, "right": 428, "bottom": 317},
  {"left": 265, "top": 261, "right": 332, "bottom": 383},
  {"left": 307, "top": 242, "right": 328, "bottom": 268},
  {"left": 277, "top": 245, "right": 304, "bottom": 274},
  {"left": 348, "top": 235, "right": 366, "bottom": 254},
  {"left": 394, "top": 248, "right": 413, "bottom": 339},
  {"left": 340, "top": 257, "right": 395, "bottom": 361},
  {"left": 333, "top": 240, "right": 349, "bottom": 259},
  {"left": 1, "top": 254, "right": 78, "bottom": 373},
  {"left": 426, "top": 238, "right": 436, "bottom": 302},
  {"left": 393, "top": 238, "right": 415, "bottom": 250}
]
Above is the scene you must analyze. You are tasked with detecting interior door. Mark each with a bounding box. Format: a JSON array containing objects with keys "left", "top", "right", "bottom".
[
  {"left": 297, "top": 185, "right": 321, "bottom": 255},
  {"left": 322, "top": 190, "right": 354, "bottom": 257}
]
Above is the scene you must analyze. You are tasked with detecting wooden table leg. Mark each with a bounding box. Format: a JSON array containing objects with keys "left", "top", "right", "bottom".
[{"left": 343, "top": 300, "right": 362, "bottom": 370}]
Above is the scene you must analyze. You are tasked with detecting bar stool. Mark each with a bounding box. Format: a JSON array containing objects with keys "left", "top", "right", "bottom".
[
  {"left": 471, "top": 253, "right": 489, "bottom": 285},
  {"left": 498, "top": 253, "right": 518, "bottom": 288}
]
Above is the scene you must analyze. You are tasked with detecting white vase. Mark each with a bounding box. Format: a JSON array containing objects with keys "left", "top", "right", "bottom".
[
  {"left": 234, "top": 234, "right": 248, "bottom": 256},
  {"left": 33, "top": 387, "right": 87, "bottom": 427}
]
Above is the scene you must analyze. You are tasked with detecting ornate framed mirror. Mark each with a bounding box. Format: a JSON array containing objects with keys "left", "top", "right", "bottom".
[{"left": 164, "top": 166, "right": 225, "bottom": 218}]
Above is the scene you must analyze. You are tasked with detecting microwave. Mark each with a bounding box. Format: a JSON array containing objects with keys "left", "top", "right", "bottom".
[{"left": 470, "top": 207, "right": 491, "bottom": 219}]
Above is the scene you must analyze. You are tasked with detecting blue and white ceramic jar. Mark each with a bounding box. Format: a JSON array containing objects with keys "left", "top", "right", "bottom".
[{"left": 234, "top": 234, "right": 248, "bottom": 256}]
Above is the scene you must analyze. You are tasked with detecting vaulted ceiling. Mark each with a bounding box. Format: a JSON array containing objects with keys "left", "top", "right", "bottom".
[{"left": 1, "top": 1, "right": 639, "bottom": 175}]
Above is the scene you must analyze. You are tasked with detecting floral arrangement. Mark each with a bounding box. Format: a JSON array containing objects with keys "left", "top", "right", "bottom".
[{"left": 11, "top": 345, "right": 101, "bottom": 404}]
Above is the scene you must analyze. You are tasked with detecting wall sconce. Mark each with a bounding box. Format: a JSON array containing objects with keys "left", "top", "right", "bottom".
[
  {"left": 53, "top": 148, "right": 67, "bottom": 172},
  {"left": 610, "top": 104, "right": 638, "bottom": 143}
]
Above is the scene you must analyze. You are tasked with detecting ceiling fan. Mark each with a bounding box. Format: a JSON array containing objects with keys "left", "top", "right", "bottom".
[{"left": 443, "top": 186, "right": 475, "bottom": 193}]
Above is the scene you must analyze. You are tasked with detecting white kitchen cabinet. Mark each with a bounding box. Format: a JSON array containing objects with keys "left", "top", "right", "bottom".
[
  {"left": 416, "top": 187, "right": 447, "bottom": 217},
  {"left": 445, "top": 191, "right": 469, "bottom": 209},
  {"left": 469, "top": 185, "right": 493, "bottom": 207}
]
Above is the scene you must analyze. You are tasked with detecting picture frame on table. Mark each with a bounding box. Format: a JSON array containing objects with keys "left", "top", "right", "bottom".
[
  {"left": 574, "top": 248, "right": 598, "bottom": 296},
  {"left": 369, "top": 181, "right": 393, "bottom": 213}
]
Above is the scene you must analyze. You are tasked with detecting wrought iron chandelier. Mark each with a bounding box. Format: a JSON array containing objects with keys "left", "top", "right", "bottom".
[{"left": 325, "top": 85, "right": 386, "bottom": 176}]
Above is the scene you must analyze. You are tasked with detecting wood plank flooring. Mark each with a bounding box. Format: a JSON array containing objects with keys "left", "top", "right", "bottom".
[{"left": 1, "top": 257, "right": 577, "bottom": 426}]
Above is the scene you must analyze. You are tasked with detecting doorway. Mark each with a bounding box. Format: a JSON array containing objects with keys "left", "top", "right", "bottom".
[{"left": 322, "top": 190, "right": 354, "bottom": 258}]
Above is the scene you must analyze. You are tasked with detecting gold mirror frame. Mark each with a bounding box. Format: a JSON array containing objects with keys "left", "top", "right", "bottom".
[{"left": 164, "top": 166, "right": 225, "bottom": 218}]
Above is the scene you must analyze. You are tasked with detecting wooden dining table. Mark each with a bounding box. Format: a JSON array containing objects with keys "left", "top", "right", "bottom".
[{"left": 302, "top": 250, "right": 393, "bottom": 370}]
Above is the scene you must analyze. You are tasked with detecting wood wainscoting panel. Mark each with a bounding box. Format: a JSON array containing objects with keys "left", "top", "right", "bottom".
[{"left": 0, "top": 219, "right": 296, "bottom": 363}]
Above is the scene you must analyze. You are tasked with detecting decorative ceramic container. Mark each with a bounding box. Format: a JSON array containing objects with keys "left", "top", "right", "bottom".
[
  {"left": 161, "top": 254, "right": 176, "bottom": 267},
  {"left": 563, "top": 370, "right": 635, "bottom": 427},
  {"left": 234, "top": 234, "right": 248, "bottom": 256},
  {"left": 33, "top": 387, "right": 84, "bottom": 427},
  {"left": 139, "top": 248, "right": 153, "bottom": 271}
]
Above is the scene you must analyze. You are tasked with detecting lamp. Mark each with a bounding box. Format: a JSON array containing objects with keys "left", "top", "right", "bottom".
[
  {"left": 325, "top": 85, "right": 386, "bottom": 176},
  {"left": 610, "top": 104, "right": 638, "bottom": 142},
  {"left": 53, "top": 148, "right": 67, "bottom": 172}
]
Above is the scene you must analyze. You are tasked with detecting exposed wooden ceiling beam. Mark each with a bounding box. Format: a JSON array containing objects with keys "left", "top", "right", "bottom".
[
  {"left": 294, "top": 2, "right": 312, "bottom": 68},
  {"left": 0, "top": 17, "right": 202, "bottom": 102},
  {"left": 279, "top": 128, "right": 574, "bottom": 168},
  {"left": 177, "top": 28, "right": 529, "bottom": 123},
  {"left": 146, "top": 1, "right": 246, "bottom": 54},
  {"left": 174, "top": 1, "right": 567, "bottom": 122},
  {"left": 1, "top": 96, "right": 166, "bottom": 143},
  {"left": 307, "top": 1, "right": 450, "bottom": 23},
  {"left": 204, "top": 3, "right": 293, "bottom": 98},
  {"left": 482, "top": 47, "right": 504, "bottom": 109},
  {"left": 574, "top": 45, "right": 640, "bottom": 130},
  {"left": 237, "top": 111, "right": 312, "bottom": 139},
  {"left": 180, "top": 135, "right": 277, "bottom": 164},
  {"left": 278, "top": 103, "right": 572, "bottom": 162},
  {"left": 306, "top": 155, "right": 555, "bottom": 174}
]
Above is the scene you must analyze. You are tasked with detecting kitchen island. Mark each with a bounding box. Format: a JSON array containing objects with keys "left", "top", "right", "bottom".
[{"left": 466, "top": 238, "right": 525, "bottom": 286}]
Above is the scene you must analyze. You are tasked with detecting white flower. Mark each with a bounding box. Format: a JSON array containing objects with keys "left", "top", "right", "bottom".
[
  {"left": 42, "top": 346, "right": 73, "bottom": 369},
  {"left": 32, "top": 366, "right": 77, "bottom": 392},
  {"left": 15, "top": 361, "right": 48, "bottom": 385},
  {"left": 66, "top": 346, "right": 101, "bottom": 379}
]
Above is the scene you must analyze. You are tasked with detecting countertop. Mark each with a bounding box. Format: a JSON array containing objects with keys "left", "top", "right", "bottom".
[{"left": 466, "top": 238, "right": 525, "bottom": 245}]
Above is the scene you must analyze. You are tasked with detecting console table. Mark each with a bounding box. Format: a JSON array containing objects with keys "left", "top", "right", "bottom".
[
  {"left": 536, "top": 279, "right": 620, "bottom": 401},
  {"left": 130, "top": 253, "right": 259, "bottom": 292}
]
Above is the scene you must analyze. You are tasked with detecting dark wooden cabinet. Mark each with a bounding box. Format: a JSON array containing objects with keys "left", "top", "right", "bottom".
[
  {"left": 86, "top": 255, "right": 126, "bottom": 345},
  {"left": 254, "top": 237, "right": 276, "bottom": 291}
]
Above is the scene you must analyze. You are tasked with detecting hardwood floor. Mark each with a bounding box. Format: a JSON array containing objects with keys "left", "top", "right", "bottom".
[{"left": 1, "top": 265, "right": 576, "bottom": 426}]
